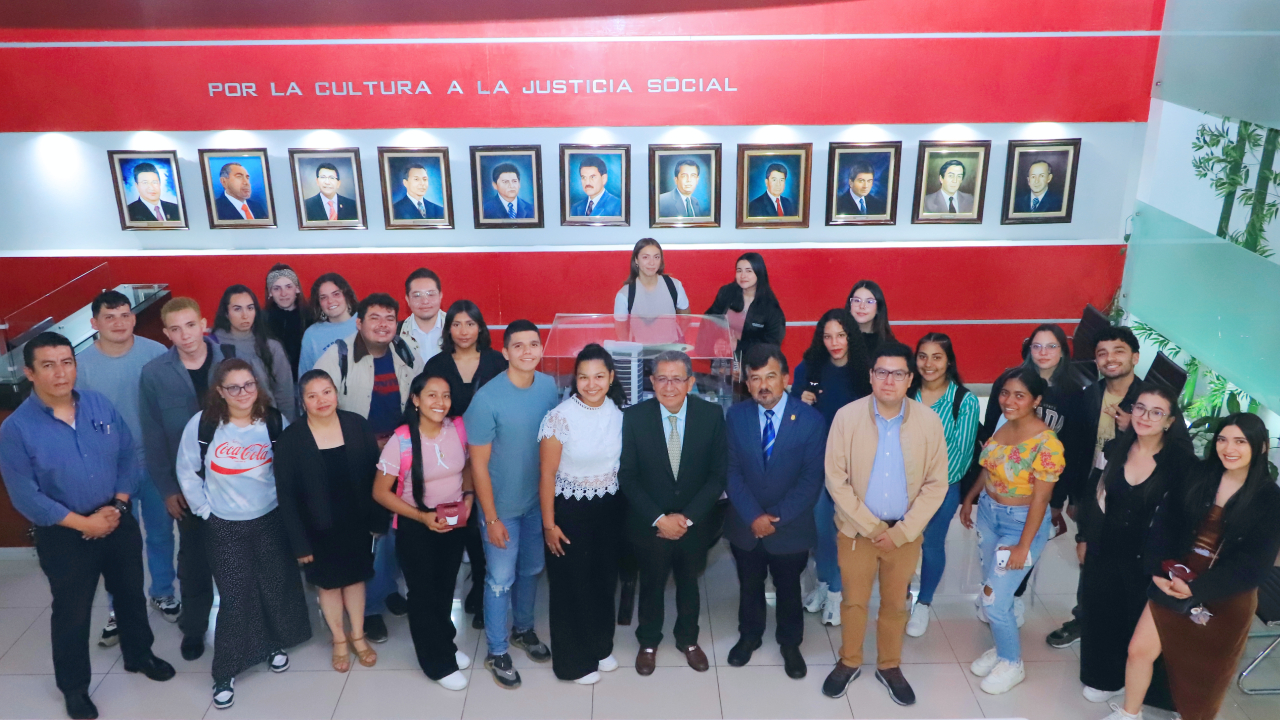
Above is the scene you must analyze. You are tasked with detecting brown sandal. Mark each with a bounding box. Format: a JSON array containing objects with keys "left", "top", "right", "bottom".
[
  {"left": 349, "top": 635, "right": 377, "bottom": 667},
  {"left": 332, "top": 639, "right": 352, "bottom": 673}
]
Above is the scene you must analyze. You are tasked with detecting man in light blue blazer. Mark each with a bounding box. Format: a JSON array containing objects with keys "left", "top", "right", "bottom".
[
  {"left": 657, "top": 157, "right": 707, "bottom": 218},
  {"left": 570, "top": 155, "right": 622, "bottom": 217}
]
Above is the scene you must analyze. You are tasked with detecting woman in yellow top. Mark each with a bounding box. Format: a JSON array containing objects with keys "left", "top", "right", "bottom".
[{"left": 960, "top": 367, "right": 1065, "bottom": 696}]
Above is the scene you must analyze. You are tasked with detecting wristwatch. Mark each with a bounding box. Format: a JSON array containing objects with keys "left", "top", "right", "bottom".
[{"left": 111, "top": 499, "right": 131, "bottom": 515}]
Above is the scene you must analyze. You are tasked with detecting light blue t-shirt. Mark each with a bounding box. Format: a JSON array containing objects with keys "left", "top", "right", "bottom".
[
  {"left": 75, "top": 336, "right": 167, "bottom": 461},
  {"left": 297, "top": 317, "right": 357, "bottom": 378},
  {"left": 463, "top": 371, "right": 561, "bottom": 519}
]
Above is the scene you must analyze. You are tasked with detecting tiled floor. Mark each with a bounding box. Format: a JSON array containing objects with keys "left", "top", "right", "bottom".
[{"left": 1, "top": 519, "right": 1277, "bottom": 720}]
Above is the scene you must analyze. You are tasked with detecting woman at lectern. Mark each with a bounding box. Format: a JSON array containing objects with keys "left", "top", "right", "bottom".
[{"left": 704, "top": 251, "right": 785, "bottom": 367}]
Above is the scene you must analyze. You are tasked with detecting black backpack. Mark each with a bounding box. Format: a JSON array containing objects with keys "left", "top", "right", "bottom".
[
  {"left": 626, "top": 275, "right": 680, "bottom": 314},
  {"left": 196, "top": 406, "right": 284, "bottom": 480},
  {"left": 332, "top": 337, "right": 417, "bottom": 394}
]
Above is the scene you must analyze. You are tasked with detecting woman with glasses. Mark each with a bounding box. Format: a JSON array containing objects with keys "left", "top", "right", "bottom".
[
  {"left": 704, "top": 252, "right": 785, "bottom": 368},
  {"left": 845, "top": 280, "right": 894, "bottom": 355},
  {"left": 175, "top": 359, "right": 310, "bottom": 710},
  {"left": 213, "top": 284, "right": 296, "bottom": 420}
]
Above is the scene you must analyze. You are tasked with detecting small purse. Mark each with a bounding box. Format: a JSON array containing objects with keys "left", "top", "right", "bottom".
[{"left": 1150, "top": 544, "right": 1221, "bottom": 625}]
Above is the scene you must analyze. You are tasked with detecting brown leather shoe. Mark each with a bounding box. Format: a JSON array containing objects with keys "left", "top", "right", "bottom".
[
  {"left": 636, "top": 647, "right": 657, "bottom": 676},
  {"left": 681, "top": 644, "right": 709, "bottom": 672}
]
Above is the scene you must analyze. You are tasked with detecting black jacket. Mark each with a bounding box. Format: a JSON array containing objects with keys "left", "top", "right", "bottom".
[
  {"left": 705, "top": 283, "right": 785, "bottom": 362},
  {"left": 273, "top": 410, "right": 387, "bottom": 559},
  {"left": 423, "top": 348, "right": 508, "bottom": 418},
  {"left": 1076, "top": 432, "right": 1192, "bottom": 549},
  {"left": 1060, "top": 376, "right": 1144, "bottom": 508}
]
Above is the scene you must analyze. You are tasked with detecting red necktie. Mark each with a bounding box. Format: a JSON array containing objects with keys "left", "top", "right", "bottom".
[
  {"left": 775, "top": 197, "right": 784, "bottom": 216},
  {"left": 328, "top": 200, "right": 337, "bottom": 221},
  {"left": 241, "top": 203, "right": 254, "bottom": 220}
]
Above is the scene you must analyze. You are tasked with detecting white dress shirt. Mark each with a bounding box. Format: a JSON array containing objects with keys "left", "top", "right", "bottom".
[{"left": 654, "top": 396, "right": 693, "bottom": 526}]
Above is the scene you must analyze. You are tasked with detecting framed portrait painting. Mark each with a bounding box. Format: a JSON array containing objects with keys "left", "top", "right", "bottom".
[
  {"left": 1001, "top": 139, "right": 1081, "bottom": 225},
  {"left": 825, "top": 142, "right": 901, "bottom": 226},
  {"left": 377, "top": 147, "right": 454, "bottom": 230},
  {"left": 198, "top": 149, "right": 277, "bottom": 229},
  {"left": 735, "top": 144, "right": 812, "bottom": 229},
  {"left": 470, "top": 145, "right": 544, "bottom": 229},
  {"left": 108, "top": 150, "right": 189, "bottom": 230},
  {"left": 911, "top": 140, "right": 991, "bottom": 224},
  {"left": 649, "top": 144, "right": 721, "bottom": 228},
  {"left": 288, "top": 148, "right": 367, "bottom": 230},
  {"left": 560, "top": 144, "right": 630, "bottom": 227}
]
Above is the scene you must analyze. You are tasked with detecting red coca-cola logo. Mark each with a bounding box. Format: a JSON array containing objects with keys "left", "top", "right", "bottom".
[{"left": 213, "top": 442, "right": 270, "bottom": 462}]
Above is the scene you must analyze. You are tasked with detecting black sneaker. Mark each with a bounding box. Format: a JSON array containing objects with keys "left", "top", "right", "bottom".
[
  {"left": 64, "top": 691, "right": 98, "bottom": 720},
  {"left": 471, "top": 607, "right": 484, "bottom": 629},
  {"left": 1046, "top": 618, "right": 1081, "bottom": 648},
  {"left": 98, "top": 614, "right": 119, "bottom": 648},
  {"left": 484, "top": 653, "right": 522, "bottom": 689},
  {"left": 364, "top": 614, "right": 389, "bottom": 644},
  {"left": 509, "top": 629, "right": 551, "bottom": 663},
  {"left": 385, "top": 592, "right": 408, "bottom": 617},
  {"left": 181, "top": 635, "right": 205, "bottom": 661},
  {"left": 150, "top": 595, "right": 182, "bottom": 623},
  {"left": 875, "top": 667, "right": 916, "bottom": 706},
  {"left": 821, "top": 663, "right": 861, "bottom": 698},
  {"left": 212, "top": 678, "right": 234, "bottom": 710},
  {"left": 268, "top": 650, "right": 289, "bottom": 673},
  {"left": 124, "top": 654, "right": 176, "bottom": 682}
]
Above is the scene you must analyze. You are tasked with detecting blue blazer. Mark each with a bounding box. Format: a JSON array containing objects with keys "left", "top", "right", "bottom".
[
  {"left": 748, "top": 192, "right": 796, "bottom": 217},
  {"left": 482, "top": 194, "right": 536, "bottom": 220},
  {"left": 214, "top": 193, "right": 268, "bottom": 221},
  {"left": 724, "top": 398, "right": 826, "bottom": 554},
  {"left": 570, "top": 190, "right": 622, "bottom": 217},
  {"left": 1014, "top": 188, "right": 1063, "bottom": 214},
  {"left": 392, "top": 195, "right": 444, "bottom": 220}
]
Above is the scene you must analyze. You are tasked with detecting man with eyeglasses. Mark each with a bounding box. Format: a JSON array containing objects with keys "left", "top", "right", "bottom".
[
  {"left": 821, "top": 342, "right": 948, "bottom": 706},
  {"left": 303, "top": 162, "right": 359, "bottom": 222},
  {"left": 398, "top": 267, "right": 445, "bottom": 369}
]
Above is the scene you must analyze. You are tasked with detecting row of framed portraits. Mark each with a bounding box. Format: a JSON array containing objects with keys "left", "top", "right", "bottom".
[{"left": 107, "top": 138, "right": 1080, "bottom": 232}]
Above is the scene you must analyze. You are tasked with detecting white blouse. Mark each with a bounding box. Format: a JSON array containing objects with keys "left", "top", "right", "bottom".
[{"left": 537, "top": 394, "right": 623, "bottom": 499}]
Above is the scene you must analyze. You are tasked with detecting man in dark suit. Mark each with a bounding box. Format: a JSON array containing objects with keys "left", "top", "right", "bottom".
[
  {"left": 303, "top": 162, "right": 359, "bottom": 221},
  {"left": 480, "top": 162, "right": 536, "bottom": 220},
  {"left": 724, "top": 344, "right": 825, "bottom": 679},
  {"left": 391, "top": 163, "right": 445, "bottom": 220},
  {"left": 619, "top": 350, "right": 727, "bottom": 676},
  {"left": 125, "top": 162, "right": 181, "bottom": 222},
  {"left": 747, "top": 163, "right": 796, "bottom": 217},
  {"left": 1013, "top": 160, "right": 1063, "bottom": 213},
  {"left": 213, "top": 162, "right": 268, "bottom": 221},
  {"left": 569, "top": 155, "right": 622, "bottom": 217},
  {"left": 834, "top": 161, "right": 887, "bottom": 216}
]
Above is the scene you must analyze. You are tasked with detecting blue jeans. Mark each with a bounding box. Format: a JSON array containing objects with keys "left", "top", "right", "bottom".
[
  {"left": 813, "top": 489, "right": 842, "bottom": 592},
  {"left": 917, "top": 483, "right": 961, "bottom": 605},
  {"left": 977, "top": 493, "right": 1051, "bottom": 663},
  {"left": 480, "top": 506, "right": 545, "bottom": 656},
  {"left": 109, "top": 472, "right": 177, "bottom": 611},
  {"left": 365, "top": 532, "right": 401, "bottom": 616}
]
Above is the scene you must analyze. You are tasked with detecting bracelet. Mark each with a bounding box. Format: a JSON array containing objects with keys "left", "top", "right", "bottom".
[{"left": 485, "top": 518, "right": 500, "bottom": 526}]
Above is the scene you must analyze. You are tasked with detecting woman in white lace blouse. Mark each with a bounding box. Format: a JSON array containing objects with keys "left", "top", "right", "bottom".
[{"left": 539, "top": 343, "right": 626, "bottom": 685}]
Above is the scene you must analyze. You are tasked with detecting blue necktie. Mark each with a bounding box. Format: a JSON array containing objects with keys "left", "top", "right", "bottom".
[
  {"left": 507, "top": 202, "right": 516, "bottom": 218},
  {"left": 586, "top": 199, "right": 595, "bottom": 215},
  {"left": 1031, "top": 197, "right": 1040, "bottom": 212},
  {"left": 416, "top": 200, "right": 426, "bottom": 217},
  {"left": 684, "top": 197, "right": 694, "bottom": 216},
  {"left": 858, "top": 197, "right": 866, "bottom": 214},
  {"left": 762, "top": 409, "right": 776, "bottom": 462}
]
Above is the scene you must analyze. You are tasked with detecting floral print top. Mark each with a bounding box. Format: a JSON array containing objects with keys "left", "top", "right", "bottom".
[{"left": 979, "top": 429, "right": 1065, "bottom": 498}]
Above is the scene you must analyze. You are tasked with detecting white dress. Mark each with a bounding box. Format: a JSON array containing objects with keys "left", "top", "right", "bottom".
[{"left": 537, "top": 394, "right": 624, "bottom": 499}]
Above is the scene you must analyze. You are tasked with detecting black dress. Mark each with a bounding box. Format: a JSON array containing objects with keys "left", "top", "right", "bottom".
[{"left": 303, "top": 446, "right": 375, "bottom": 589}]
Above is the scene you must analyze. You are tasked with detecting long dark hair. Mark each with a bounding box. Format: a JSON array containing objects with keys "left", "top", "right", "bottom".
[
  {"left": 439, "top": 299, "right": 492, "bottom": 356},
  {"left": 1188, "top": 412, "right": 1274, "bottom": 530},
  {"left": 626, "top": 238, "right": 666, "bottom": 283},
  {"left": 214, "top": 284, "right": 277, "bottom": 381},
  {"left": 206, "top": 358, "right": 270, "bottom": 425},
  {"left": 720, "top": 251, "right": 780, "bottom": 312},
  {"left": 308, "top": 272, "right": 358, "bottom": 323},
  {"left": 403, "top": 369, "right": 454, "bottom": 512},
  {"left": 909, "top": 332, "right": 966, "bottom": 398},
  {"left": 801, "top": 309, "right": 871, "bottom": 400},
  {"left": 1021, "top": 323, "right": 1073, "bottom": 387},
  {"left": 1101, "top": 382, "right": 1194, "bottom": 501},
  {"left": 845, "top": 279, "right": 894, "bottom": 341},
  {"left": 570, "top": 343, "right": 626, "bottom": 408}
]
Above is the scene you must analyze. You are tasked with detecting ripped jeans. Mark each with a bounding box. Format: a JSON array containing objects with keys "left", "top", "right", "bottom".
[
  {"left": 976, "top": 493, "right": 1051, "bottom": 664},
  {"left": 479, "top": 506, "right": 545, "bottom": 656}
]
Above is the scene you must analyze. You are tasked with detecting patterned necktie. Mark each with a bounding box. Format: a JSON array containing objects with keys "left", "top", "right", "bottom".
[
  {"left": 507, "top": 202, "right": 516, "bottom": 218},
  {"left": 586, "top": 198, "right": 595, "bottom": 215},
  {"left": 762, "top": 409, "right": 776, "bottom": 462},
  {"left": 684, "top": 197, "right": 693, "bottom": 217},
  {"left": 948, "top": 197, "right": 957, "bottom": 213},
  {"left": 241, "top": 203, "right": 254, "bottom": 220},
  {"left": 667, "top": 415, "right": 681, "bottom": 478},
  {"left": 416, "top": 200, "right": 426, "bottom": 217},
  {"left": 327, "top": 199, "right": 337, "bottom": 221},
  {"left": 1031, "top": 197, "right": 1040, "bottom": 212},
  {"left": 775, "top": 197, "right": 783, "bottom": 216},
  {"left": 153, "top": 204, "right": 164, "bottom": 221}
]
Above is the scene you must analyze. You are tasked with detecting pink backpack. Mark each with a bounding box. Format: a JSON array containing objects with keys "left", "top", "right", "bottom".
[{"left": 390, "top": 418, "right": 467, "bottom": 527}]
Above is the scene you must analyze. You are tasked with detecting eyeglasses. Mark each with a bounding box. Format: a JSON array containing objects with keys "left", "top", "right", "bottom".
[
  {"left": 849, "top": 297, "right": 877, "bottom": 307},
  {"left": 872, "top": 369, "right": 909, "bottom": 382},
  {"left": 317, "top": 174, "right": 339, "bottom": 182},
  {"left": 1030, "top": 343, "right": 1061, "bottom": 352},
  {"left": 653, "top": 376, "right": 689, "bottom": 386},
  {"left": 220, "top": 380, "right": 258, "bottom": 397},
  {"left": 409, "top": 291, "right": 441, "bottom": 300},
  {"left": 1131, "top": 403, "right": 1169, "bottom": 420}
]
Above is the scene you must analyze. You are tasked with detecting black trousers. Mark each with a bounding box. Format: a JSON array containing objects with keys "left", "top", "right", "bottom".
[
  {"left": 396, "top": 516, "right": 466, "bottom": 680},
  {"left": 464, "top": 508, "right": 486, "bottom": 610},
  {"left": 730, "top": 542, "right": 807, "bottom": 647},
  {"left": 547, "top": 493, "right": 622, "bottom": 680},
  {"left": 34, "top": 513, "right": 155, "bottom": 695},
  {"left": 176, "top": 513, "right": 215, "bottom": 641},
  {"left": 631, "top": 519, "right": 709, "bottom": 649}
]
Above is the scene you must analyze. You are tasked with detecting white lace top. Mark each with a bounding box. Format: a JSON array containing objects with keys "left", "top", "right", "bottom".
[{"left": 537, "top": 394, "right": 623, "bottom": 499}]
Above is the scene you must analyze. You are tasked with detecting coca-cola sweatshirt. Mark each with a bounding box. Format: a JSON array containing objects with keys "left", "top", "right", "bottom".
[{"left": 175, "top": 411, "right": 290, "bottom": 521}]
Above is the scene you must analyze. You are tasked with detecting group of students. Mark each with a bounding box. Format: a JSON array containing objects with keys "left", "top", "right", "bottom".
[{"left": 1, "top": 242, "right": 1278, "bottom": 720}]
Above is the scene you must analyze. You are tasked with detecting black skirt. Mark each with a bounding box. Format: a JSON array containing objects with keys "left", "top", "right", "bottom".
[{"left": 302, "top": 446, "right": 375, "bottom": 589}]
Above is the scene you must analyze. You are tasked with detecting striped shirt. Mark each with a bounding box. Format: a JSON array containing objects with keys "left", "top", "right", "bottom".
[{"left": 915, "top": 382, "right": 980, "bottom": 485}]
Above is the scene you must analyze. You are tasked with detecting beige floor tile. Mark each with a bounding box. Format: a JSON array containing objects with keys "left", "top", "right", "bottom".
[
  {"left": 707, "top": 600, "right": 835, "bottom": 667},
  {"left": 90, "top": 671, "right": 212, "bottom": 719},
  {"left": 0, "top": 605, "right": 44, "bottom": 659},
  {"left": 961, "top": 660, "right": 1100, "bottom": 720},
  {"left": 592, "top": 665, "right": 722, "bottom": 719},
  {"left": 353, "top": 605, "right": 482, "bottom": 672},
  {"left": 462, "top": 666, "right": 592, "bottom": 720},
  {"left": 716, "top": 665, "right": 851, "bottom": 719},
  {"left": 934, "top": 597, "right": 1076, "bottom": 665},
  {"left": 332, "top": 669, "right": 466, "bottom": 720},
  {"left": 822, "top": 603, "right": 959, "bottom": 666},
  {"left": 0, "top": 570, "right": 53, "bottom": 609},
  {"left": 0, "top": 673, "right": 105, "bottom": 719},
  {"left": 843, "top": 662, "right": 984, "bottom": 719},
  {"left": 204, "top": 670, "right": 347, "bottom": 719},
  {"left": 0, "top": 606, "right": 123, "bottom": 676}
]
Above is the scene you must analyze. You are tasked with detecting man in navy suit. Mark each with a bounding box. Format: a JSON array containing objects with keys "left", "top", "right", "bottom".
[
  {"left": 480, "top": 162, "right": 536, "bottom": 220},
  {"left": 1013, "top": 160, "right": 1063, "bottom": 213},
  {"left": 724, "top": 344, "right": 825, "bottom": 679},
  {"left": 747, "top": 163, "right": 796, "bottom": 217},
  {"left": 213, "top": 162, "right": 268, "bottom": 221},
  {"left": 569, "top": 155, "right": 622, "bottom": 217},
  {"left": 391, "top": 163, "right": 445, "bottom": 220},
  {"left": 125, "top": 162, "right": 182, "bottom": 222},
  {"left": 834, "top": 161, "right": 887, "bottom": 216},
  {"left": 303, "top": 162, "right": 359, "bottom": 221}
]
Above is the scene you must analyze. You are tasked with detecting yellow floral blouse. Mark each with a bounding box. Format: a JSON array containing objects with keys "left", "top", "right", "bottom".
[{"left": 979, "top": 429, "right": 1065, "bottom": 498}]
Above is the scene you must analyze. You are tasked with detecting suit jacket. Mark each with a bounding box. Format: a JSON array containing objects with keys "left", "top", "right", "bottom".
[
  {"left": 922, "top": 189, "right": 975, "bottom": 214},
  {"left": 747, "top": 192, "right": 796, "bottom": 218},
  {"left": 570, "top": 190, "right": 622, "bottom": 217},
  {"left": 304, "top": 193, "right": 359, "bottom": 221},
  {"left": 214, "top": 193, "right": 268, "bottom": 221},
  {"left": 126, "top": 198, "right": 181, "bottom": 222},
  {"left": 724, "top": 399, "right": 825, "bottom": 554},
  {"left": 1014, "top": 188, "right": 1063, "bottom": 213},
  {"left": 704, "top": 283, "right": 786, "bottom": 364},
  {"left": 618, "top": 396, "right": 728, "bottom": 536},
  {"left": 481, "top": 194, "right": 536, "bottom": 220},
  {"left": 835, "top": 190, "right": 886, "bottom": 216},
  {"left": 658, "top": 190, "right": 704, "bottom": 218},
  {"left": 1060, "top": 376, "right": 1144, "bottom": 506},
  {"left": 392, "top": 194, "right": 445, "bottom": 220},
  {"left": 139, "top": 339, "right": 227, "bottom": 499}
]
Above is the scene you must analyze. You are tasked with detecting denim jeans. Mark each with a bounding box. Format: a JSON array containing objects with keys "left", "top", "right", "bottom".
[
  {"left": 365, "top": 531, "right": 401, "bottom": 617},
  {"left": 479, "top": 506, "right": 545, "bottom": 656},
  {"left": 977, "top": 493, "right": 1051, "bottom": 663},
  {"left": 917, "top": 483, "right": 961, "bottom": 605},
  {"left": 812, "top": 489, "right": 842, "bottom": 592},
  {"left": 109, "top": 471, "right": 177, "bottom": 612}
]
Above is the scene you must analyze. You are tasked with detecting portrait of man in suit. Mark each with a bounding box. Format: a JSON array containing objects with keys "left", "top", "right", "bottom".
[
  {"left": 570, "top": 155, "right": 623, "bottom": 217},
  {"left": 303, "top": 162, "right": 360, "bottom": 221},
  {"left": 658, "top": 157, "right": 707, "bottom": 218},
  {"left": 481, "top": 162, "right": 536, "bottom": 220},
  {"left": 736, "top": 144, "right": 810, "bottom": 229},
  {"left": 922, "top": 159, "right": 974, "bottom": 214},
  {"left": 747, "top": 163, "right": 796, "bottom": 218},
  {"left": 834, "top": 161, "right": 887, "bottom": 217},
  {"left": 125, "top": 162, "right": 181, "bottom": 222},
  {"left": 214, "top": 161, "right": 269, "bottom": 221},
  {"left": 1013, "top": 160, "right": 1063, "bottom": 213},
  {"left": 1001, "top": 140, "right": 1077, "bottom": 225},
  {"left": 391, "top": 163, "right": 445, "bottom": 220}
]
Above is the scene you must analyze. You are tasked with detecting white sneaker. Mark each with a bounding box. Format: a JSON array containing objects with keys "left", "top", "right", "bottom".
[
  {"left": 980, "top": 659, "right": 1025, "bottom": 694},
  {"left": 1083, "top": 685, "right": 1123, "bottom": 703},
  {"left": 437, "top": 670, "right": 468, "bottom": 691},
  {"left": 970, "top": 648, "right": 1000, "bottom": 677},
  {"left": 455, "top": 651, "right": 471, "bottom": 670},
  {"left": 804, "top": 582, "right": 829, "bottom": 613},
  {"left": 1014, "top": 597, "right": 1026, "bottom": 628},
  {"left": 598, "top": 654, "right": 618, "bottom": 672},
  {"left": 822, "top": 591, "right": 842, "bottom": 626},
  {"left": 905, "top": 603, "right": 930, "bottom": 637},
  {"left": 1101, "top": 702, "right": 1143, "bottom": 720},
  {"left": 574, "top": 671, "right": 602, "bottom": 685}
]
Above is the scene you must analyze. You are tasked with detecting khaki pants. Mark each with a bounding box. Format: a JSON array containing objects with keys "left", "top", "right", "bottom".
[{"left": 836, "top": 532, "right": 923, "bottom": 670}]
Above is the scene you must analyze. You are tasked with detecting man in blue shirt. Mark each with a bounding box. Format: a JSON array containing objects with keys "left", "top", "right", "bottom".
[{"left": 0, "top": 332, "right": 175, "bottom": 720}]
